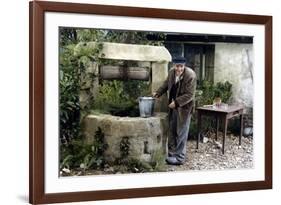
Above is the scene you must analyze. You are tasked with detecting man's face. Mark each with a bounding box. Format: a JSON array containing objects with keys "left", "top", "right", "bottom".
[{"left": 174, "top": 63, "right": 185, "bottom": 75}]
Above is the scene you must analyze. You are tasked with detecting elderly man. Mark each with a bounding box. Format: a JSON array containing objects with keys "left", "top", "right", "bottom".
[{"left": 153, "top": 56, "right": 197, "bottom": 165}]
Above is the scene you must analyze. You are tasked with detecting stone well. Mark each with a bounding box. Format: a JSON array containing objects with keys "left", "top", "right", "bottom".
[
  {"left": 77, "top": 42, "right": 172, "bottom": 163},
  {"left": 83, "top": 112, "right": 169, "bottom": 163}
]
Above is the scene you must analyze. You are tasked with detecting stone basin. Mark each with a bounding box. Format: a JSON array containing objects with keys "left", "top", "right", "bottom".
[{"left": 83, "top": 112, "right": 169, "bottom": 163}]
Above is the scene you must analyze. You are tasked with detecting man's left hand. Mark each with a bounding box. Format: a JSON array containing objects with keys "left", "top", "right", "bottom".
[{"left": 169, "top": 101, "right": 176, "bottom": 109}]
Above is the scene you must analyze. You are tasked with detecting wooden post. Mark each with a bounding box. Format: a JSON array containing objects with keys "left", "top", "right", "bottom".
[
  {"left": 216, "top": 116, "right": 219, "bottom": 141},
  {"left": 100, "top": 65, "right": 150, "bottom": 81},
  {"left": 222, "top": 116, "right": 228, "bottom": 154},
  {"left": 197, "top": 111, "right": 201, "bottom": 149},
  {"left": 239, "top": 113, "right": 244, "bottom": 145}
]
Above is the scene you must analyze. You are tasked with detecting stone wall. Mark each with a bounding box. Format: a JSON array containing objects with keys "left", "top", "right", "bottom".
[
  {"left": 214, "top": 43, "right": 254, "bottom": 109},
  {"left": 79, "top": 62, "right": 99, "bottom": 109},
  {"left": 83, "top": 112, "right": 169, "bottom": 163}
]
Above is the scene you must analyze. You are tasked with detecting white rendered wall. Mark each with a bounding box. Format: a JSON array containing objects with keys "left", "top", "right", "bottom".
[{"left": 214, "top": 43, "right": 254, "bottom": 108}]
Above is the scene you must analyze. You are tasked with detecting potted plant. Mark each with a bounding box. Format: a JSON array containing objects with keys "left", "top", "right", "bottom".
[{"left": 213, "top": 89, "right": 222, "bottom": 107}]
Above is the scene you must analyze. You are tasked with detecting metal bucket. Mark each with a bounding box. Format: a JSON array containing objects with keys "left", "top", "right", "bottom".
[{"left": 138, "top": 97, "right": 155, "bottom": 117}]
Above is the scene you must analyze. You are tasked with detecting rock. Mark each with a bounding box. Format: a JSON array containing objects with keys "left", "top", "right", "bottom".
[
  {"left": 203, "top": 137, "right": 209, "bottom": 143},
  {"left": 167, "top": 167, "right": 175, "bottom": 172},
  {"left": 215, "top": 141, "right": 223, "bottom": 149},
  {"left": 236, "top": 157, "right": 241, "bottom": 161},
  {"left": 104, "top": 167, "right": 115, "bottom": 173},
  {"left": 62, "top": 168, "right": 71, "bottom": 174}
]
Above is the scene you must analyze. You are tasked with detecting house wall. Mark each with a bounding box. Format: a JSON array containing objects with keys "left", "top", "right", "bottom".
[{"left": 214, "top": 43, "right": 254, "bottom": 109}]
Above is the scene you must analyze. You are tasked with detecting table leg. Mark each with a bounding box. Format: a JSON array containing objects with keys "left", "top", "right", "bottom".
[
  {"left": 222, "top": 116, "right": 228, "bottom": 154},
  {"left": 196, "top": 112, "right": 201, "bottom": 149},
  {"left": 239, "top": 114, "right": 244, "bottom": 145},
  {"left": 216, "top": 116, "right": 219, "bottom": 141}
]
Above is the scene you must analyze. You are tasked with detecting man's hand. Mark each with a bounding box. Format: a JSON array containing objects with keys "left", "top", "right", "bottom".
[
  {"left": 168, "top": 101, "right": 176, "bottom": 109},
  {"left": 153, "top": 92, "right": 160, "bottom": 98}
]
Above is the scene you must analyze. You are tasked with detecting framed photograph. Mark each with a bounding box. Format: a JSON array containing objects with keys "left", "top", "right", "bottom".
[{"left": 29, "top": 1, "right": 272, "bottom": 204}]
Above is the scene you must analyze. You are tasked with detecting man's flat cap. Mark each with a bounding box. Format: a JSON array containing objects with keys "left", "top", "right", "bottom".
[{"left": 172, "top": 56, "right": 186, "bottom": 64}]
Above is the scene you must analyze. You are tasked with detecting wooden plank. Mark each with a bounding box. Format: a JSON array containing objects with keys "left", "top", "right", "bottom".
[{"left": 100, "top": 66, "right": 150, "bottom": 81}]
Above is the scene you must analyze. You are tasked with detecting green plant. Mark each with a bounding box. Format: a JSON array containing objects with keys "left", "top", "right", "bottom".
[
  {"left": 79, "top": 153, "right": 97, "bottom": 173},
  {"left": 103, "top": 30, "right": 166, "bottom": 46},
  {"left": 94, "top": 80, "right": 129, "bottom": 108},
  {"left": 126, "top": 158, "right": 153, "bottom": 173},
  {"left": 149, "top": 149, "right": 167, "bottom": 172},
  {"left": 59, "top": 127, "right": 108, "bottom": 172},
  {"left": 214, "top": 89, "right": 222, "bottom": 98},
  {"left": 215, "top": 81, "right": 232, "bottom": 102},
  {"left": 59, "top": 44, "right": 81, "bottom": 144},
  {"left": 60, "top": 140, "right": 92, "bottom": 169},
  {"left": 120, "top": 136, "right": 131, "bottom": 159},
  {"left": 92, "top": 127, "right": 108, "bottom": 158},
  {"left": 188, "top": 81, "right": 233, "bottom": 138},
  {"left": 93, "top": 80, "right": 147, "bottom": 117},
  {"left": 60, "top": 154, "right": 73, "bottom": 170},
  {"left": 59, "top": 28, "right": 105, "bottom": 144},
  {"left": 196, "top": 81, "right": 232, "bottom": 106}
]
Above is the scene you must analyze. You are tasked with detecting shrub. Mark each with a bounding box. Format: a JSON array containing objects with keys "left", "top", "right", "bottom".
[
  {"left": 60, "top": 127, "right": 108, "bottom": 173},
  {"left": 59, "top": 44, "right": 81, "bottom": 144},
  {"left": 93, "top": 79, "right": 150, "bottom": 117},
  {"left": 196, "top": 81, "right": 232, "bottom": 106},
  {"left": 59, "top": 29, "right": 105, "bottom": 144}
]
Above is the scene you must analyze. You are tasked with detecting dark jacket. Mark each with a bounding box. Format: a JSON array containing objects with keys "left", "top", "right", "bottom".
[{"left": 156, "top": 67, "right": 197, "bottom": 124}]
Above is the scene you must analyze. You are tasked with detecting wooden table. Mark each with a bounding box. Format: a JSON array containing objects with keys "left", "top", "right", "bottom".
[{"left": 196, "top": 105, "right": 244, "bottom": 154}]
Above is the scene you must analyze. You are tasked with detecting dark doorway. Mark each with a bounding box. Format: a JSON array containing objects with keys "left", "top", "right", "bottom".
[
  {"left": 165, "top": 43, "right": 215, "bottom": 85},
  {"left": 184, "top": 44, "right": 215, "bottom": 83}
]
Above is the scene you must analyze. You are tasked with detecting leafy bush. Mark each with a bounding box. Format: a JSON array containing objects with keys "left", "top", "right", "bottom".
[
  {"left": 59, "top": 44, "right": 81, "bottom": 144},
  {"left": 59, "top": 29, "right": 105, "bottom": 144},
  {"left": 196, "top": 81, "right": 232, "bottom": 106},
  {"left": 60, "top": 127, "right": 108, "bottom": 173},
  {"left": 93, "top": 79, "right": 150, "bottom": 117}
]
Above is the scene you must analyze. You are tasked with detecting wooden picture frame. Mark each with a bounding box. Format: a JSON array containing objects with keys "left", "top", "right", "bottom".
[{"left": 29, "top": 1, "right": 272, "bottom": 204}]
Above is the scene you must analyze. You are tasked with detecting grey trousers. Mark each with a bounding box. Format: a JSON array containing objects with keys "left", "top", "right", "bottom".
[{"left": 168, "top": 109, "right": 192, "bottom": 163}]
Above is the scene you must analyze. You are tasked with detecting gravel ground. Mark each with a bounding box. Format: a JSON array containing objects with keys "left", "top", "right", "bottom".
[{"left": 167, "top": 132, "right": 253, "bottom": 172}]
